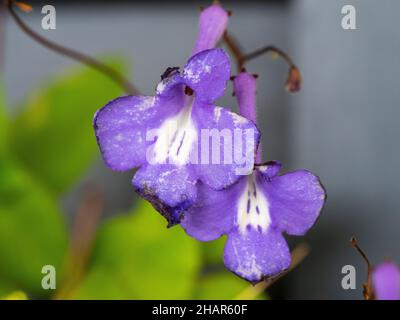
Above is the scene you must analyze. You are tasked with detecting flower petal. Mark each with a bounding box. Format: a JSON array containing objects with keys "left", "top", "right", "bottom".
[
  {"left": 191, "top": 102, "right": 260, "bottom": 190},
  {"left": 94, "top": 95, "right": 156, "bottom": 170},
  {"left": 233, "top": 72, "right": 257, "bottom": 123},
  {"left": 183, "top": 49, "right": 230, "bottom": 102},
  {"left": 257, "top": 169, "right": 326, "bottom": 236},
  {"left": 132, "top": 164, "right": 197, "bottom": 226},
  {"left": 94, "top": 78, "right": 186, "bottom": 171},
  {"left": 372, "top": 262, "right": 400, "bottom": 300},
  {"left": 223, "top": 227, "right": 291, "bottom": 283},
  {"left": 181, "top": 179, "right": 245, "bottom": 241},
  {"left": 192, "top": 3, "right": 229, "bottom": 55},
  {"left": 256, "top": 161, "right": 282, "bottom": 178}
]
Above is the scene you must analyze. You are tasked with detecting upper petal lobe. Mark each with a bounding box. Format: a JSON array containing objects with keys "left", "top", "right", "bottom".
[
  {"left": 192, "top": 102, "right": 260, "bottom": 190},
  {"left": 94, "top": 80, "right": 186, "bottom": 171},
  {"left": 183, "top": 49, "right": 231, "bottom": 102}
]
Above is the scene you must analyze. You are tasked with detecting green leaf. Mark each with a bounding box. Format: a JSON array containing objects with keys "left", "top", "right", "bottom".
[
  {"left": 194, "top": 272, "right": 266, "bottom": 300},
  {"left": 73, "top": 200, "right": 201, "bottom": 299},
  {"left": 0, "top": 158, "right": 68, "bottom": 296},
  {"left": 0, "top": 80, "right": 8, "bottom": 155},
  {"left": 0, "top": 290, "right": 28, "bottom": 300},
  {"left": 10, "top": 58, "right": 126, "bottom": 194},
  {"left": 201, "top": 237, "right": 226, "bottom": 266}
]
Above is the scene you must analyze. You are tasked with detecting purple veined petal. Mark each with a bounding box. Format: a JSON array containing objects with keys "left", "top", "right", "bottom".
[
  {"left": 190, "top": 101, "right": 260, "bottom": 190},
  {"left": 94, "top": 95, "right": 157, "bottom": 171},
  {"left": 132, "top": 164, "right": 198, "bottom": 226},
  {"left": 223, "top": 226, "right": 291, "bottom": 283},
  {"left": 372, "top": 262, "right": 400, "bottom": 300},
  {"left": 192, "top": 3, "right": 229, "bottom": 56},
  {"left": 183, "top": 48, "right": 231, "bottom": 102},
  {"left": 256, "top": 169, "right": 326, "bottom": 236},
  {"left": 181, "top": 178, "right": 245, "bottom": 241},
  {"left": 94, "top": 73, "right": 186, "bottom": 171}
]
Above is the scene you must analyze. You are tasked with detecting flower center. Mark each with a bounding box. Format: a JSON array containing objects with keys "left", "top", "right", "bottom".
[
  {"left": 236, "top": 175, "right": 271, "bottom": 234},
  {"left": 150, "top": 95, "right": 197, "bottom": 166}
]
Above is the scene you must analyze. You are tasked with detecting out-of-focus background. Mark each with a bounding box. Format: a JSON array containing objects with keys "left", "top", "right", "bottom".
[{"left": 1, "top": 0, "right": 399, "bottom": 299}]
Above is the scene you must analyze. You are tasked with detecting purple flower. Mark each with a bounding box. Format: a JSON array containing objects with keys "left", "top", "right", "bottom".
[
  {"left": 372, "top": 262, "right": 400, "bottom": 300},
  {"left": 94, "top": 4, "right": 259, "bottom": 226},
  {"left": 181, "top": 72, "right": 326, "bottom": 282},
  {"left": 192, "top": 3, "right": 229, "bottom": 56}
]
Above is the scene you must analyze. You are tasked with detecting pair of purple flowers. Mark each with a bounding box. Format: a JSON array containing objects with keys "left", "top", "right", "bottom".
[{"left": 93, "top": 3, "right": 326, "bottom": 283}]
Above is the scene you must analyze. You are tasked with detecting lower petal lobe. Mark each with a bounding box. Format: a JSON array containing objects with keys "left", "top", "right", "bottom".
[
  {"left": 181, "top": 179, "right": 244, "bottom": 241},
  {"left": 132, "top": 164, "right": 198, "bottom": 226},
  {"left": 223, "top": 226, "right": 291, "bottom": 283}
]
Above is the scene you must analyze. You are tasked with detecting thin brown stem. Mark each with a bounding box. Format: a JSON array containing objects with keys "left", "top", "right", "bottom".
[
  {"left": 222, "top": 31, "right": 245, "bottom": 72},
  {"left": 6, "top": 0, "right": 138, "bottom": 94},
  {"left": 223, "top": 31, "right": 301, "bottom": 92},
  {"left": 54, "top": 184, "right": 104, "bottom": 299},
  {"left": 242, "top": 45, "right": 297, "bottom": 70},
  {"left": 350, "top": 236, "right": 373, "bottom": 300}
]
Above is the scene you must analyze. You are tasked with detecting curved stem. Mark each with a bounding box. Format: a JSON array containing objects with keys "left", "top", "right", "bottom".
[
  {"left": 242, "top": 45, "right": 297, "bottom": 70},
  {"left": 223, "top": 31, "right": 301, "bottom": 92},
  {"left": 223, "top": 31, "right": 298, "bottom": 71},
  {"left": 6, "top": 0, "right": 138, "bottom": 94},
  {"left": 222, "top": 31, "right": 245, "bottom": 72},
  {"left": 350, "top": 236, "right": 373, "bottom": 300}
]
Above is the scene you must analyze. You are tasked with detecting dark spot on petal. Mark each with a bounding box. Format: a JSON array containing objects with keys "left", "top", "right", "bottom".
[
  {"left": 184, "top": 86, "right": 194, "bottom": 96},
  {"left": 161, "top": 66, "right": 179, "bottom": 80},
  {"left": 257, "top": 225, "right": 262, "bottom": 233},
  {"left": 256, "top": 206, "right": 260, "bottom": 214},
  {"left": 246, "top": 199, "right": 251, "bottom": 213}
]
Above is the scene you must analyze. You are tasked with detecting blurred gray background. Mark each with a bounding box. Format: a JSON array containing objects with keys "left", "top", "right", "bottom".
[{"left": 3, "top": 0, "right": 400, "bottom": 299}]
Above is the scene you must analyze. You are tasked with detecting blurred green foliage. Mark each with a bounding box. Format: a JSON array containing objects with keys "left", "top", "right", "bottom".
[
  {"left": 0, "top": 81, "right": 8, "bottom": 155},
  {"left": 0, "top": 60, "right": 264, "bottom": 300},
  {"left": 9, "top": 60, "right": 124, "bottom": 195},
  {"left": 73, "top": 201, "right": 201, "bottom": 299},
  {"left": 0, "top": 159, "right": 67, "bottom": 295}
]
